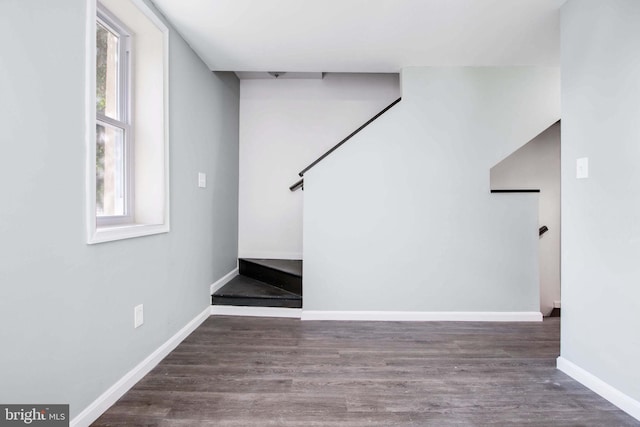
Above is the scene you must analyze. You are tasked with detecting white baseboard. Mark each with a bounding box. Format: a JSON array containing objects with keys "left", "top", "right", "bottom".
[
  {"left": 70, "top": 306, "right": 211, "bottom": 427},
  {"left": 211, "top": 305, "right": 302, "bottom": 318},
  {"left": 557, "top": 357, "right": 640, "bottom": 421},
  {"left": 238, "top": 251, "right": 302, "bottom": 260},
  {"left": 210, "top": 268, "right": 239, "bottom": 295},
  {"left": 300, "top": 311, "right": 542, "bottom": 322}
]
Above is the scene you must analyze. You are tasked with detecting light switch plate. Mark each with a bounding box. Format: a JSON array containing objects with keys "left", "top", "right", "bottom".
[
  {"left": 576, "top": 157, "right": 588, "bottom": 179},
  {"left": 198, "top": 172, "right": 207, "bottom": 188}
]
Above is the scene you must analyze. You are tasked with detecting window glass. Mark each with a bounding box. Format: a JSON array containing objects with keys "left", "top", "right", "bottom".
[
  {"left": 96, "top": 21, "right": 120, "bottom": 120},
  {"left": 96, "top": 8, "right": 129, "bottom": 222},
  {"left": 96, "top": 123, "right": 126, "bottom": 217}
]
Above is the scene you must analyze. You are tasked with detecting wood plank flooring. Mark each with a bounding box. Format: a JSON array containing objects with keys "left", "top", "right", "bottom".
[{"left": 93, "top": 316, "right": 639, "bottom": 426}]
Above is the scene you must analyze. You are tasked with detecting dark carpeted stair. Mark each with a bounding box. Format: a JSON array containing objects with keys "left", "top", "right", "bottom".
[{"left": 212, "top": 258, "right": 302, "bottom": 308}]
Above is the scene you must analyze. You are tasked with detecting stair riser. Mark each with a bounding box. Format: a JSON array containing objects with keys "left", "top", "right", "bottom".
[
  {"left": 212, "top": 295, "right": 302, "bottom": 309},
  {"left": 239, "top": 259, "right": 302, "bottom": 295}
]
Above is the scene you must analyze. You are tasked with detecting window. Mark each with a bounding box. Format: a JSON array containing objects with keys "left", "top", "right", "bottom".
[
  {"left": 87, "top": 0, "right": 169, "bottom": 244},
  {"left": 96, "top": 7, "right": 132, "bottom": 225}
]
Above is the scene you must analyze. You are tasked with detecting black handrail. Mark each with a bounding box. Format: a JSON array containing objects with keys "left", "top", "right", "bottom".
[
  {"left": 539, "top": 226, "right": 549, "bottom": 236},
  {"left": 491, "top": 189, "right": 541, "bottom": 193},
  {"left": 297, "top": 97, "right": 402, "bottom": 177},
  {"left": 289, "top": 179, "right": 304, "bottom": 192}
]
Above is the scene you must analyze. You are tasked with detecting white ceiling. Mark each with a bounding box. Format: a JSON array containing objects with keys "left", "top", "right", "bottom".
[{"left": 152, "top": 0, "right": 565, "bottom": 73}]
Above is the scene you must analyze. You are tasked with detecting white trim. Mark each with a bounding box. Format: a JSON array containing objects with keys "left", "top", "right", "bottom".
[
  {"left": 553, "top": 300, "right": 561, "bottom": 308},
  {"left": 211, "top": 305, "right": 302, "bottom": 319},
  {"left": 85, "top": 0, "right": 98, "bottom": 245},
  {"left": 238, "top": 251, "right": 303, "bottom": 260},
  {"left": 300, "top": 311, "right": 543, "bottom": 322},
  {"left": 158, "top": 0, "right": 171, "bottom": 240},
  {"left": 89, "top": 223, "right": 169, "bottom": 244},
  {"left": 557, "top": 357, "right": 640, "bottom": 421},
  {"left": 70, "top": 306, "right": 210, "bottom": 427},
  {"left": 210, "top": 268, "right": 239, "bottom": 295}
]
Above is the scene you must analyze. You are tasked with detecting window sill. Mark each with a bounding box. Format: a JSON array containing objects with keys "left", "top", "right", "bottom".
[{"left": 88, "top": 222, "right": 169, "bottom": 244}]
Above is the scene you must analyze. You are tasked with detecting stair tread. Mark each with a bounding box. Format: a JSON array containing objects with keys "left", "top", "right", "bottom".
[
  {"left": 241, "top": 258, "right": 302, "bottom": 277},
  {"left": 214, "top": 275, "right": 301, "bottom": 300}
]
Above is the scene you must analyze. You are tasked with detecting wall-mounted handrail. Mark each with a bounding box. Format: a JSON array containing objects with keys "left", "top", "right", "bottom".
[
  {"left": 539, "top": 225, "right": 549, "bottom": 236},
  {"left": 491, "top": 189, "right": 541, "bottom": 193},
  {"left": 297, "top": 97, "right": 402, "bottom": 177},
  {"left": 289, "top": 179, "right": 304, "bottom": 192}
]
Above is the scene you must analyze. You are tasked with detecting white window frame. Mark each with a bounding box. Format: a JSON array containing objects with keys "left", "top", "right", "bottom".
[
  {"left": 85, "top": 0, "right": 170, "bottom": 244},
  {"left": 96, "top": 5, "right": 134, "bottom": 227}
]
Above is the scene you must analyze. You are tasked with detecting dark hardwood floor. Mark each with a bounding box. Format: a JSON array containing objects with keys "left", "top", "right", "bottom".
[{"left": 93, "top": 316, "right": 638, "bottom": 426}]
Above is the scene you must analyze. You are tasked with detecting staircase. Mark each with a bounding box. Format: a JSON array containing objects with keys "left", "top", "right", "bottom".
[{"left": 212, "top": 258, "right": 302, "bottom": 308}]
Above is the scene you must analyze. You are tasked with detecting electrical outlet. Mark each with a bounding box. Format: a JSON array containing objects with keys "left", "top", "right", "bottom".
[
  {"left": 134, "top": 304, "right": 144, "bottom": 328},
  {"left": 198, "top": 172, "right": 207, "bottom": 188}
]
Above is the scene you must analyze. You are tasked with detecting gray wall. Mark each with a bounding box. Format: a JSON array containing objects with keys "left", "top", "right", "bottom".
[
  {"left": 239, "top": 73, "right": 400, "bottom": 260},
  {"left": 561, "top": 0, "right": 640, "bottom": 404},
  {"left": 491, "top": 122, "right": 561, "bottom": 315},
  {"left": 303, "top": 67, "right": 559, "bottom": 312},
  {"left": 0, "top": 0, "right": 239, "bottom": 418}
]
